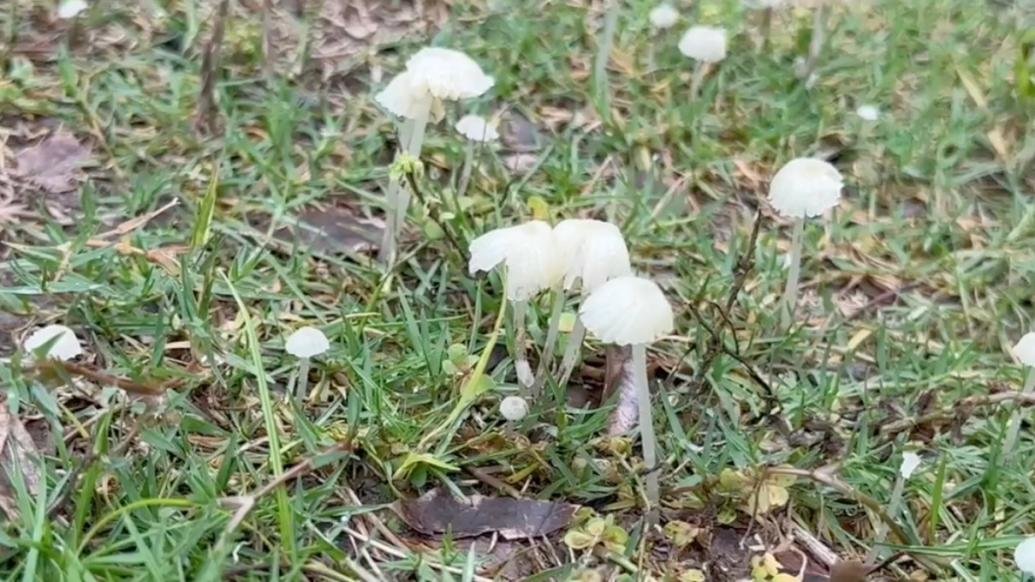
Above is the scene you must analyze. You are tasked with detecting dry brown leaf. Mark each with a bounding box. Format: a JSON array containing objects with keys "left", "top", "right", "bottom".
[
  {"left": 274, "top": 206, "right": 385, "bottom": 254},
  {"left": 13, "top": 132, "right": 92, "bottom": 194},
  {"left": 395, "top": 488, "right": 578, "bottom": 540},
  {"left": 604, "top": 346, "right": 637, "bottom": 436},
  {"left": 0, "top": 403, "right": 43, "bottom": 520}
]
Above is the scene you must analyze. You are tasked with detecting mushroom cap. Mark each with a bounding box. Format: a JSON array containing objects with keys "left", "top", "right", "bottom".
[
  {"left": 58, "top": 0, "right": 88, "bottom": 18},
  {"left": 855, "top": 104, "right": 879, "bottom": 121},
  {"left": 648, "top": 3, "right": 679, "bottom": 29},
  {"left": 767, "top": 157, "right": 844, "bottom": 218},
  {"left": 455, "top": 114, "right": 499, "bottom": 142},
  {"left": 500, "top": 396, "right": 529, "bottom": 421},
  {"left": 23, "top": 324, "right": 82, "bottom": 361},
  {"left": 1016, "top": 538, "right": 1035, "bottom": 575},
  {"left": 468, "top": 221, "right": 564, "bottom": 301},
  {"left": 899, "top": 452, "right": 921, "bottom": 479},
  {"left": 678, "top": 26, "right": 727, "bottom": 63},
  {"left": 375, "top": 71, "right": 441, "bottom": 120},
  {"left": 743, "top": 0, "right": 789, "bottom": 8},
  {"left": 1011, "top": 332, "right": 1035, "bottom": 366},
  {"left": 285, "top": 326, "right": 330, "bottom": 359},
  {"left": 406, "top": 48, "right": 494, "bottom": 101},
  {"left": 553, "top": 219, "right": 631, "bottom": 293},
  {"left": 579, "top": 276, "right": 674, "bottom": 346}
]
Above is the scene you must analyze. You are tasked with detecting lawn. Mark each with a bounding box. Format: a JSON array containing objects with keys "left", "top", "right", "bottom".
[{"left": 1, "top": 0, "right": 1034, "bottom": 580}]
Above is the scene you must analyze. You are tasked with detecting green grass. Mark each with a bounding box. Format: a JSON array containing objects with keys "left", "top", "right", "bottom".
[{"left": 1, "top": 0, "right": 1034, "bottom": 579}]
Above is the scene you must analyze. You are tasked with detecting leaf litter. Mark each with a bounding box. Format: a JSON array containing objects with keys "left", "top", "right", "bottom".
[{"left": 394, "top": 487, "right": 578, "bottom": 540}]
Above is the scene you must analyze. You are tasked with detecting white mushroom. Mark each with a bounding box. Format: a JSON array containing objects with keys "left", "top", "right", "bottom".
[
  {"left": 469, "top": 221, "right": 563, "bottom": 388},
  {"left": 1003, "top": 332, "right": 1035, "bottom": 457},
  {"left": 500, "top": 395, "right": 529, "bottom": 422},
  {"left": 678, "top": 26, "right": 727, "bottom": 98},
  {"left": 376, "top": 47, "right": 494, "bottom": 264},
  {"left": 1016, "top": 537, "right": 1035, "bottom": 576},
  {"left": 579, "top": 275, "right": 673, "bottom": 505},
  {"left": 454, "top": 114, "right": 499, "bottom": 202},
  {"left": 552, "top": 220, "right": 632, "bottom": 389},
  {"left": 285, "top": 326, "right": 330, "bottom": 401},
  {"left": 23, "top": 324, "right": 82, "bottom": 361},
  {"left": 855, "top": 104, "right": 880, "bottom": 122},
  {"left": 767, "top": 157, "right": 843, "bottom": 327},
  {"left": 57, "top": 0, "right": 88, "bottom": 19},
  {"left": 899, "top": 452, "right": 921, "bottom": 479},
  {"left": 648, "top": 3, "right": 679, "bottom": 30}
]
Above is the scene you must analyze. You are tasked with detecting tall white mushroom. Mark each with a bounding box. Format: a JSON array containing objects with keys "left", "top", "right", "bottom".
[
  {"left": 375, "top": 47, "right": 494, "bottom": 264},
  {"left": 285, "top": 326, "right": 330, "bottom": 401},
  {"left": 1003, "top": 333, "right": 1035, "bottom": 456},
  {"left": 1016, "top": 537, "right": 1035, "bottom": 576},
  {"left": 678, "top": 25, "right": 727, "bottom": 99},
  {"left": 454, "top": 114, "right": 499, "bottom": 201},
  {"left": 866, "top": 450, "right": 923, "bottom": 564},
  {"left": 743, "top": 0, "right": 788, "bottom": 50},
  {"left": 649, "top": 3, "right": 679, "bottom": 31},
  {"left": 23, "top": 324, "right": 82, "bottom": 361},
  {"left": 551, "top": 219, "right": 632, "bottom": 389},
  {"left": 580, "top": 276, "right": 673, "bottom": 506},
  {"left": 767, "top": 157, "right": 843, "bottom": 327},
  {"left": 469, "top": 221, "right": 564, "bottom": 389}
]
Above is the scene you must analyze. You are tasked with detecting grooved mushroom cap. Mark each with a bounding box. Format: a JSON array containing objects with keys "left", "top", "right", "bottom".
[
  {"left": 500, "top": 396, "right": 529, "bottom": 421},
  {"left": 1016, "top": 538, "right": 1035, "bottom": 575},
  {"left": 579, "top": 276, "right": 674, "bottom": 346},
  {"left": 553, "top": 219, "right": 631, "bottom": 293},
  {"left": 649, "top": 3, "right": 679, "bottom": 29},
  {"left": 375, "top": 71, "right": 442, "bottom": 120},
  {"left": 455, "top": 115, "right": 499, "bottom": 142},
  {"left": 58, "top": 0, "right": 88, "bottom": 18},
  {"left": 468, "top": 221, "right": 563, "bottom": 301},
  {"left": 405, "top": 48, "right": 494, "bottom": 101},
  {"left": 678, "top": 26, "right": 728, "bottom": 63},
  {"left": 1012, "top": 332, "right": 1035, "bottom": 366},
  {"left": 899, "top": 452, "right": 921, "bottom": 479},
  {"left": 767, "top": 157, "right": 844, "bottom": 218},
  {"left": 285, "top": 326, "right": 330, "bottom": 359},
  {"left": 23, "top": 324, "right": 82, "bottom": 361}
]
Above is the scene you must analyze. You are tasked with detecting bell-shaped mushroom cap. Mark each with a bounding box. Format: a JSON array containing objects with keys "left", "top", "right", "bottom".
[
  {"left": 23, "top": 324, "right": 82, "bottom": 361},
  {"left": 1016, "top": 538, "right": 1035, "bottom": 575},
  {"left": 500, "top": 396, "right": 529, "bottom": 421},
  {"left": 744, "top": 0, "right": 788, "bottom": 8},
  {"left": 855, "top": 104, "right": 879, "bottom": 121},
  {"left": 767, "top": 157, "right": 844, "bottom": 218},
  {"left": 406, "top": 47, "right": 494, "bottom": 101},
  {"left": 468, "top": 221, "right": 563, "bottom": 301},
  {"left": 649, "top": 3, "right": 679, "bottom": 29},
  {"left": 375, "top": 71, "right": 437, "bottom": 120},
  {"left": 553, "top": 219, "right": 631, "bottom": 293},
  {"left": 678, "top": 26, "right": 728, "bottom": 63},
  {"left": 579, "top": 276, "right": 674, "bottom": 346},
  {"left": 1011, "top": 332, "right": 1035, "bottom": 366},
  {"left": 899, "top": 452, "right": 921, "bottom": 479},
  {"left": 455, "top": 114, "right": 499, "bottom": 142},
  {"left": 285, "top": 326, "right": 330, "bottom": 359}
]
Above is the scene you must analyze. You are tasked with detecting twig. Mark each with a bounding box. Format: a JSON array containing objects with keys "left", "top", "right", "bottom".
[
  {"left": 879, "top": 391, "right": 1035, "bottom": 435},
  {"left": 34, "top": 360, "right": 174, "bottom": 396},
  {"left": 403, "top": 169, "right": 468, "bottom": 264},
  {"left": 195, "top": 0, "right": 231, "bottom": 134},
  {"left": 466, "top": 466, "right": 522, "bottom": 498}
]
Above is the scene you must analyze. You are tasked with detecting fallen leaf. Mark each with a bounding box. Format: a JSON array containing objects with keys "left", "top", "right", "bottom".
[
  {"left": 0, "top": 403, "right": 43, "bottom": 520},
  {"left": 14, "top": 132, "right": 92, "bottom": 194},
  {"left": 604, "top": 346, "right": 636, "bottom": 436},
  {"left": 273, "top": 206, "right": 384, "bottom": 254},
  {"left": 395, "top": 487, "right": 578, "bottom": 540}
]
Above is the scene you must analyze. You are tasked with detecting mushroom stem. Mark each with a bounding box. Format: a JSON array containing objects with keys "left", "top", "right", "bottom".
[
  {"left": 689, "top": 61, "right": 708, "bottom": 101},
  {"left": 534, "top": 282, "right": 566, "bottom": 393},
  {"left": 556, "top": 318, "right": 587, "bottom": 388},
  {"left": 513, "top": 300, "right": 534, "bottom": 389},
  {"left": 1003, "top": 368, "right": 1035, "bottom": 457},
  {"left": 457, "top": 141, "right": 475, "bottom": 201},
  {"left": 632, "top": 344, "right": 659, "bottom": 506},
  {"left": 780, "top": 217, "right": 805, "bottom": 328},
  {"left": 802, "top": 3, "right": 828, "bottom": 81},
  {"left": 378, "top": 99, "right": 433, "bottom": 264},
  {"left": 296, "top": 357, "right": 311, "bottom": 402}
]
